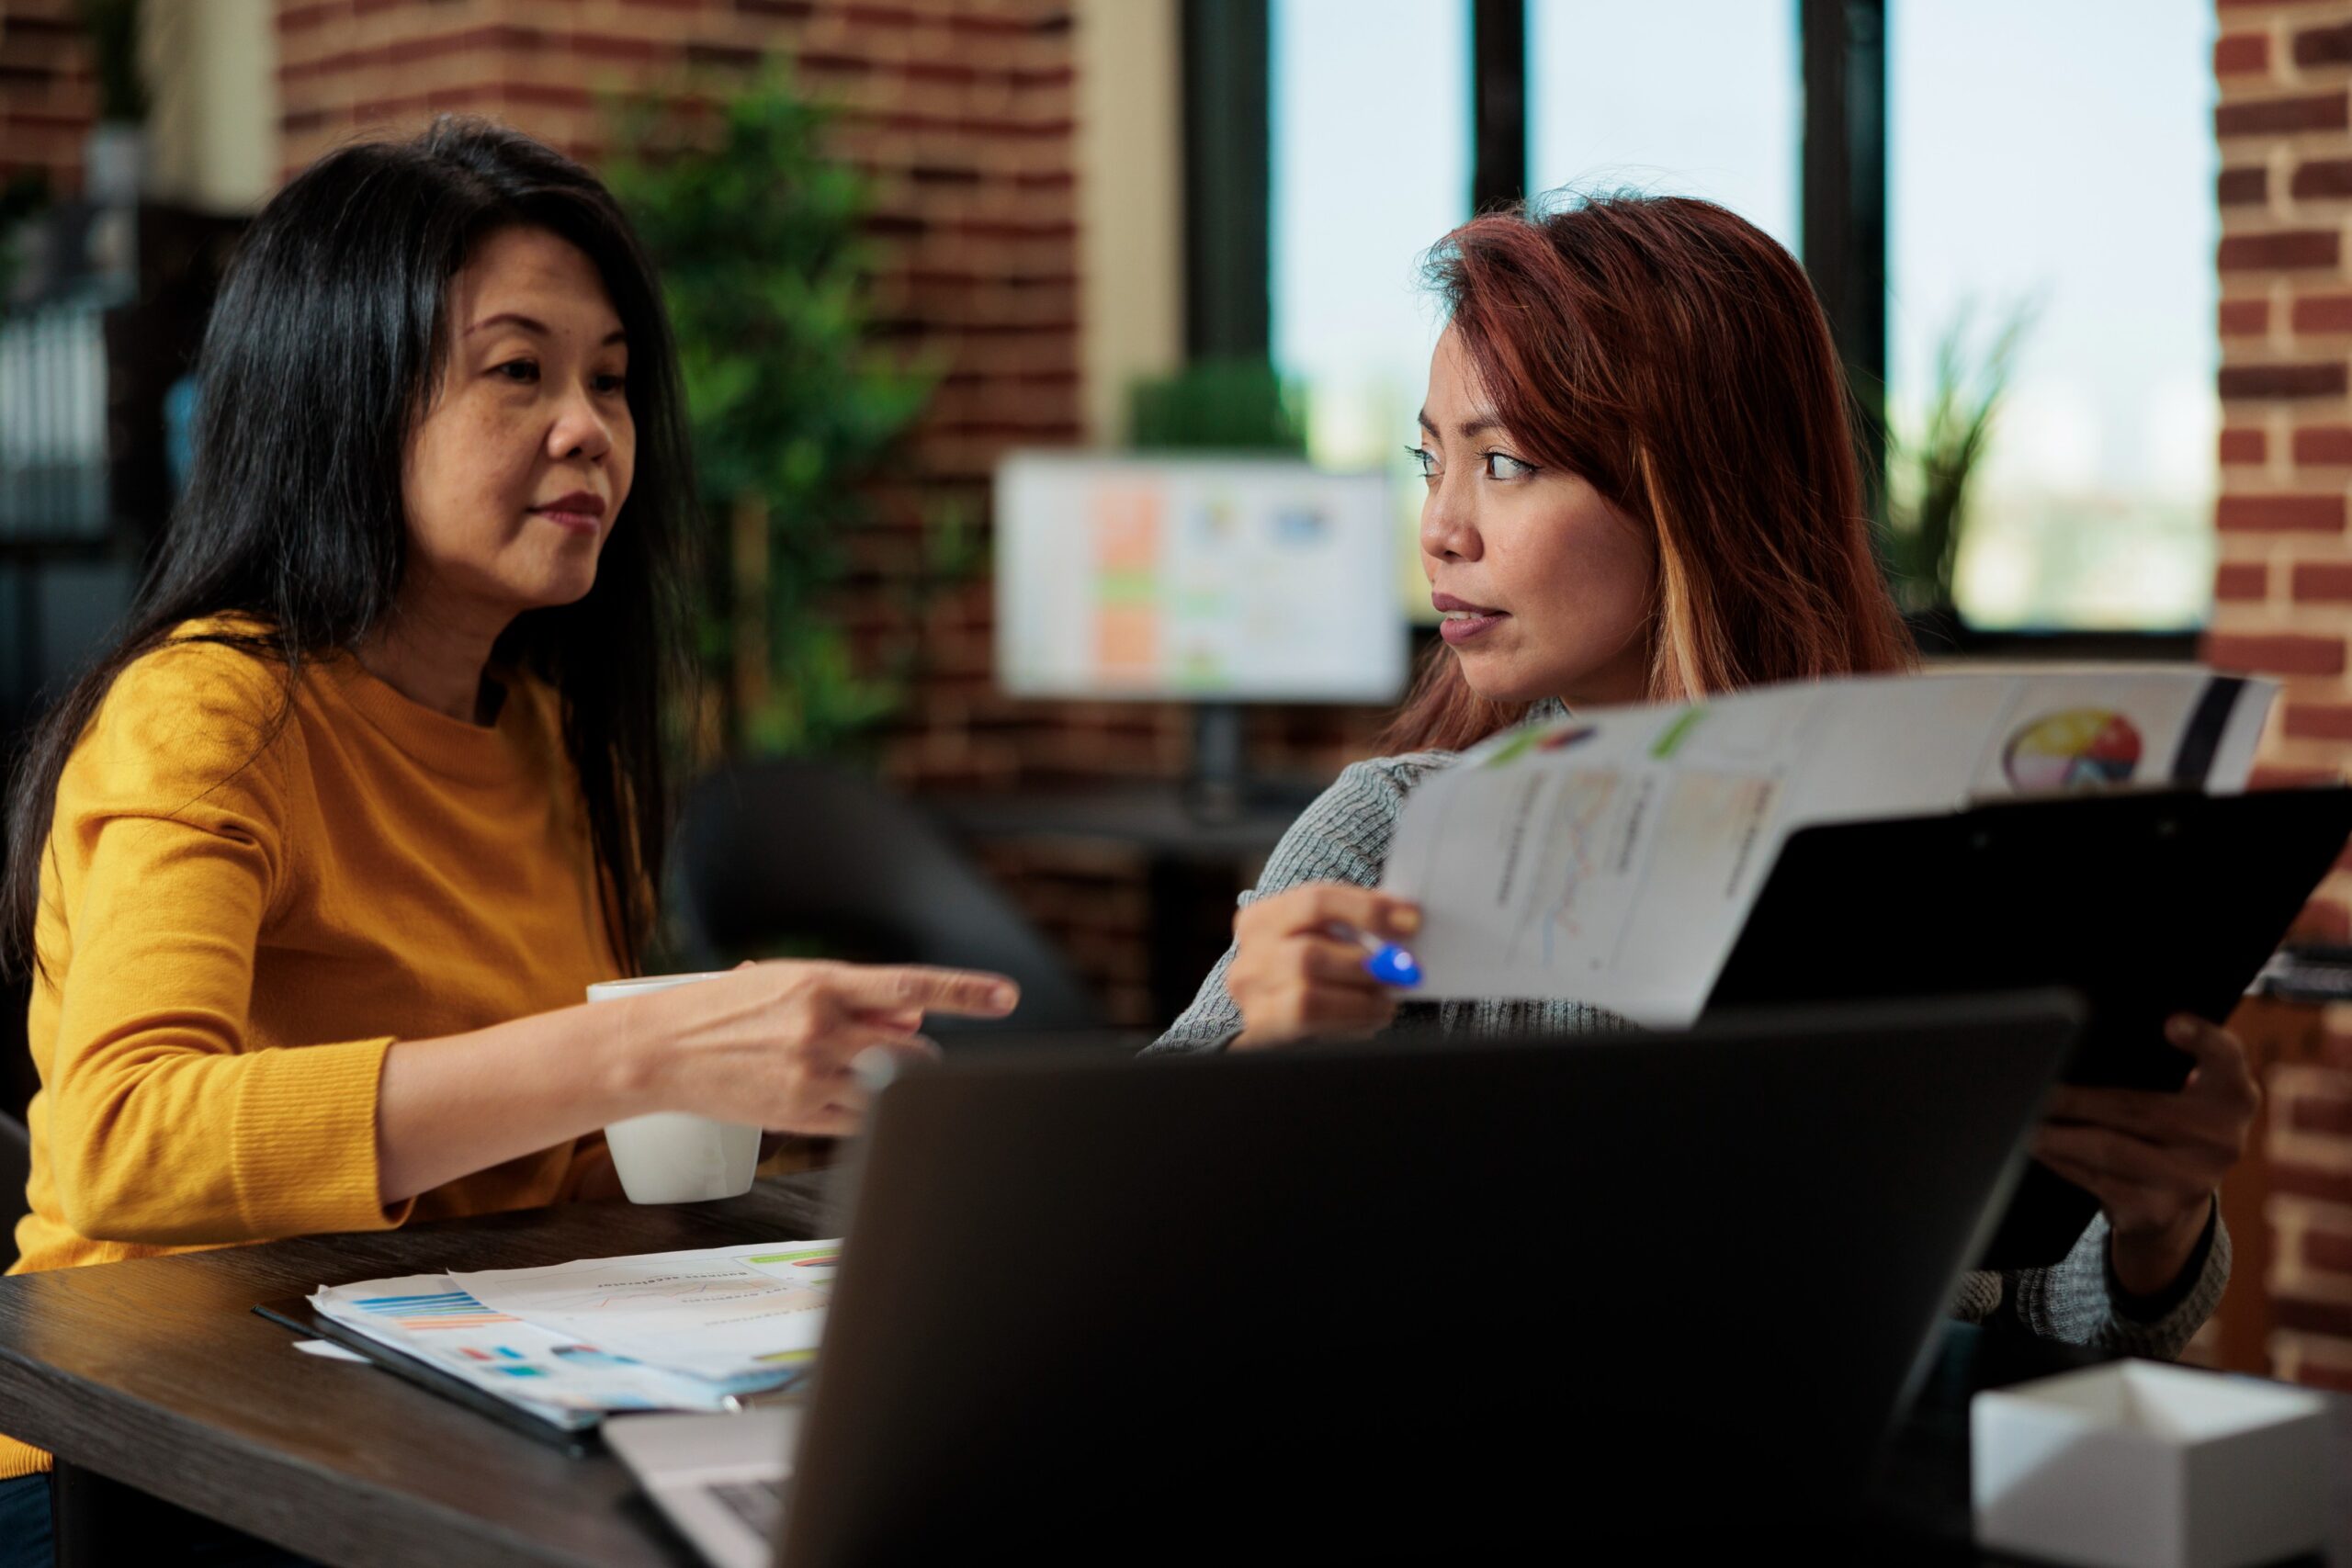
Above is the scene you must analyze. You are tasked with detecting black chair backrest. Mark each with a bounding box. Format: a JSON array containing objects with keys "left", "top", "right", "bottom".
[
  {"left": 673, "top": 761, "right": 1104, "bottom": 1034},
  {"left": 0, "top": 971, "right": 33, "bottom": 1128},
  {"left": 0, "top": 971, "right": 30, "bottom": 1269},
  {"left": 0, "top": 1110, "right": 28, "bottom": 1272}
]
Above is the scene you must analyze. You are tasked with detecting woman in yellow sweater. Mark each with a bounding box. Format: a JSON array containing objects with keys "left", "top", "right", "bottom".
[{"left": 0, "top": 120, "right": 1015, "bottom": 1561}]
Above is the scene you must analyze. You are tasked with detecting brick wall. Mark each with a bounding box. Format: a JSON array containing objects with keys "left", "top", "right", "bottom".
[
  {"left": 2211, "top": 0, "right": 2352, "bottom": 1386},
  {"left": 2267, "top": 1058, "right": 2352, "bottom": 1385},
  {"left": 0, "top": 0, "right": 95, "bottom": 193}
]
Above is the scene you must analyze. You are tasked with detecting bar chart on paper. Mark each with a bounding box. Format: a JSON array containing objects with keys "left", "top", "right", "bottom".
[
  {"left": 449, "top": 1242, "right": 841, "bottom": 1384},
  {"left": 310, "top": 1274, "right": 755, "bottom": 1423}
]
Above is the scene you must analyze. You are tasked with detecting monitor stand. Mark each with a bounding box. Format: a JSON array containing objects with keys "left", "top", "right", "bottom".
[{"left": 1182, "top": 703, "right": 1322, "bottom": 824}]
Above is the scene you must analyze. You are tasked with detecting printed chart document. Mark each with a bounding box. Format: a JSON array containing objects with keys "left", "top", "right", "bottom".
[
  {"left": 451, "top": 1240, "right": 838, "bottom": 1384},
  {"left": 307, "top": 1239, "right": 841, "bottom": 1429},
  {"left": 1380, "top": 670, "right": 2277, "bottom": 1026}
]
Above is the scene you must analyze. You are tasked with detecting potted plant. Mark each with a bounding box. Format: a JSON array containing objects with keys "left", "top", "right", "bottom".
[
  {"left": 1883, "top": 302, "right": 2033, "bottom": 651},
  {"left": 78, "top": 0, "right": 147, "bottom": 205},
  {"left": 1127, "top": 359, "right": 1308, "bottom": 453},
  {"left": 606, "top": 73, "right": 941, "bottom": 760}
]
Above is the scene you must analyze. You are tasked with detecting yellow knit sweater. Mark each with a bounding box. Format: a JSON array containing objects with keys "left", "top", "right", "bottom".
[{"left": 4, "top": 621, "right": 626, "bottom": 1476}]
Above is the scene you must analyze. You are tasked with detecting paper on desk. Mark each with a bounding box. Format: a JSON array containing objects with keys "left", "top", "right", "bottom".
[
  {"left": 448, "top": 1240, "right": 842, "bottom": 1386},
  {"left": 1381, "top": 670, "right": 2277, "bottom": 1026},
  {"left": 292, "top": 1337, "right": 370, "bottom": 1363},
  {"left": 309, "top": 1272, "right": 769, "bottom": 1428}
]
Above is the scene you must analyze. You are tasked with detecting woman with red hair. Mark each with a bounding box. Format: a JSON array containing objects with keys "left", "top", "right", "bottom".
[{"left": 1153, "top": 194, "right": 2254, "bottom": 1359}]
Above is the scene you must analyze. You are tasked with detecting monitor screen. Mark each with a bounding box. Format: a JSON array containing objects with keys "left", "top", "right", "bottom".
[{"left": 994, "top": 453, "right": 1410, "bottom": 703}]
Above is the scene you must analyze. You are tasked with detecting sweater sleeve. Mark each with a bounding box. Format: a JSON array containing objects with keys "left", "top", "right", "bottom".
[
  {"left": 1148, "top": 755, "right": 1444, "bottom": 1055},
  {"left": 1997, "top": 1203, "right": 2230, "bottom": 1359},
  {"left": 40, "top": 647, "right": 412, "bottom": 1246}
]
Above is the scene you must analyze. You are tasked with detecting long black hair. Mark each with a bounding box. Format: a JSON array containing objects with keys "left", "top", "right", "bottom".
[{"left": 2, "top": 118, "right": 695, "bottom": 979}]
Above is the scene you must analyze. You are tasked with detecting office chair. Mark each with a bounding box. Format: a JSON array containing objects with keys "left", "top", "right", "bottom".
[
  {"left": 0, "top": 1110, "right": 27, "bottom": 1272},
  {"left": 0, "top": 976, "right": 28, "bottom": 1269},
  {"left": 672, "top": 760, "right": 1108, "bottom": 1036}
]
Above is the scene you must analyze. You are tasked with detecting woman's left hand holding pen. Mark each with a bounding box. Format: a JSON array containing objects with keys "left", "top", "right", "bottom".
[{"left": 1225, "top": 883, "right": 1422, "bottom": 1051}]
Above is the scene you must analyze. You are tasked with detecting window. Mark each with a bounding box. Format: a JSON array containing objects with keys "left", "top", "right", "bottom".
[
  {"left": 1270, "top": 0, "right": 1473, "bottom": 603},
  {"left": 1527, "top": 0, "right": 1802, "bottom": 251},
  {"left": 1889, "top": 0, "right": 2217, "bottom": 630}
]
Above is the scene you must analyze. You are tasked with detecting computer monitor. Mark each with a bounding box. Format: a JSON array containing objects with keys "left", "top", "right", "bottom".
[{"left": 992, "top": 452, "right": 1409, "bottom": 703}]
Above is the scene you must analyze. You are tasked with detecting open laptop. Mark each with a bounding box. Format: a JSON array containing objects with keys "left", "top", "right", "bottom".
[{"left": 607, "top": 992, "right": 2079, "bottom": 1564}]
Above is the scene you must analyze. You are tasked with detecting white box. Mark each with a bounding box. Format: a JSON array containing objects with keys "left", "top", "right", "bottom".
[{"left": 1972, "top": 1359, "right": 2333, "bottom": 1568}]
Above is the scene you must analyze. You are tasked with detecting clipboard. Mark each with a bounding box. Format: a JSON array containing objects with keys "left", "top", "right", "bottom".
[
  {"left": 1704, "top": 785, "right": 2352, "bottom": 1270},
  {"left": 252, "top": 1295, "right": 600, "bottom": 1458}
]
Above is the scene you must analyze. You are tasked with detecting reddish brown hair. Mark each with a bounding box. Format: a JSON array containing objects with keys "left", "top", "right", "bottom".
[{"left": 1380, "top": 194, "right": 1913, "bottom": 753}]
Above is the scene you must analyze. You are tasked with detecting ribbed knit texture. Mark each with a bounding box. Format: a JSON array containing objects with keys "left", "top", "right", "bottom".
[
  {"left": 3, "top": 620, "right": 626, "bottom": 1476},
  {"left": 1151, "top": 710, "right": 2230, "bottom": 1362}
]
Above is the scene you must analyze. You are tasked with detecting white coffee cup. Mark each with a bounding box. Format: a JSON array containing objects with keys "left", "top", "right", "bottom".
[{"left": 586, "top": 973, "right": 762, "bottom": 1204}]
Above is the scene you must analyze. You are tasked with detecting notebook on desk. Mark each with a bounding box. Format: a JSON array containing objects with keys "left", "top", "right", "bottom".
[
  {"left": 1706, "top": 784, "right": 2352, "bottom": 1269},
  {"left": 608, "top": 993, "right": 2078, "bottom": 1565}
]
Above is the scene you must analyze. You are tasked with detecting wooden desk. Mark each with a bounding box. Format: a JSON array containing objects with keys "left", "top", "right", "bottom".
[
  {"left": 2, "top": 1173, "right": 2346, "bottom": 1566},
  {"left": 0, "top": 1175, "right": 842, "bottom": 1567}
]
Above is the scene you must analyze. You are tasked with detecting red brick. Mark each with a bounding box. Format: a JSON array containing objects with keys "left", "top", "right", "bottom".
[
  {"left": 2319, "top": 1017, "right": 2352, "bottom": 1071},
  {"left": 2218, "top": 32, "right": 2271, "bottom": 75},
  {"left": 2298, "top": 159, "right": 2352, "bottom": 201},
  {"left": 2219, "top": 93, "right": 2351, "bottom": 138},
  {"left": 2296, "top": 1357, "right": 2352, "bottom": 1393},
  {"left": 841, "top": 1, "right": 924, "bottom": 25},
  {"left": 2290, "top": 1089, "right": 2352, "bottom": 1135},
  {"left": 2294, "top": 561, "right": 2352, "bottom": 600},
  {"left": 2297, "top": 424, "right": 2352, "bottom": 462},
  {"left": 573, "top": 33, "right": 667, "bottom": 62},
  {"left": 684, "top": 41, "right": 763, "bottom": 68},
  {"left": 2216, "top": 493, "right": 2345, "bottom": 532},
  {"left": 952, "top": 7, "right": 1070, "bottom": 37},
  {"left": 2221, "top": 362, "right": 2349, "bottom": 399},
  {"left": 2222, "top": 299, "right": 2269, "bottom": 338},
  {"left": 2222, "top": 230, "right": 2342, "bottom": 271},
  {"left": 2274, "top": 1293, "right": 2352, "bottom": 1337},
  {"left": 2300, "top": 21, "right": 2352, "bottom": 67},
  {"left": 383, "top": 27, "right": 545, "bottom": 66},
  {"left": 2216, "top": 561, "right": 2269, "bottom": 601},
  {"left": 2258, "top": 767, "right": 2348, "bottom": 794},
  {"left": 502, "top": 83, "right": 595, "bottom": 109},
  {"left": 2275, "top": 1160, "right": 2352, "bottom": 1205},
  {"left": 2221, "top": 427, "right": 2268, "bottom": 463},
  {"left": 2287, "top": 703, "right": 2352, "bottom": 741},
  {"left": 2297, "top": 295, "right": 2352, "bottom": 333},
  {"left": 2311, "top": 1230, "right": 2352, "bottom": 1272},
  {"left": 2206, "top": 631, "right": 2348, "bottom": 676},
  {"left": 2221, "top": 165, "right": 2269, "bottom": 206},
  {"left": 798, "top": 51, "right": 872, "bottom": 76}
]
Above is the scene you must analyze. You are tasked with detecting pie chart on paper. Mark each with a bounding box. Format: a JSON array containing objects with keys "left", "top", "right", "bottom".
[{"left": 2002, "top": 709, "right": 2144, "bottom": 793}]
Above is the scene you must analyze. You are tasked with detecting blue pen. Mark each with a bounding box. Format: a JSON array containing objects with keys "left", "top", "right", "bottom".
[{"left": 1346, "top": 928, "right": 1423, "bottom": 988}]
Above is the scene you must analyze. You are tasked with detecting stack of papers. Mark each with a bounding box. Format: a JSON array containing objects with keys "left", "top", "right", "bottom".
[
  {"left": 1384, "top": 670, "right": 2277, "bottom": 1026},
  {"left": 308, "top": 1239, "right": 842, "bottom": 1431}
]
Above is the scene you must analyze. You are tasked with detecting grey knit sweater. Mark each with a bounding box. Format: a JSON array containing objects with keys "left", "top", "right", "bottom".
[{"left": 1150, "top": 737, "right": 2231, "bottom": 1359}]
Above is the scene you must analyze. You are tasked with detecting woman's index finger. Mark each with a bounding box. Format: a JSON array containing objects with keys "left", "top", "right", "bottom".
[
  {"left": 1287, "top": 884, "right": 1422, "bottom": 940},
  {"left": 837, "top": 964, "right": 1020, "bottom": 1017}
]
